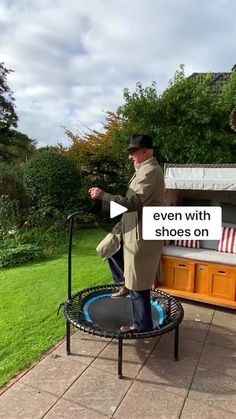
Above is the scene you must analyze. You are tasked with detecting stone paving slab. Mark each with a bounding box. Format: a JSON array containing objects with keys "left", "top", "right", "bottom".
[
  {"left": 181, "top": 302, "right": 214, "bottom": 323},
  {"left": 180, "top": 318, "right": 211, "bottom": 342},
  {"left": 197, "top": 343, "right": 236, "bottom": 378},
  {"left": 113, "top": 381, "right": 185, "bottom": 418},
  {"left": 92, "top": 337, "right": 159, "bottom": 378},
  {"left": 0, "top": 382, "right": 58, "bottom": 418},
  {"left": 212, "top": 309, "right": 236, "bottom": 330},
  {"left": 51, "top": 332, "right": 111, "bottom": 366},
  {"left": 63, "top": 365, "right": 132, "bottom": 417},
  {"left": 188, "top": 342, "right": 236, "bottom": 414},
  {"left": 19, "top": 353, "right": 88, "bottom": 397},
  {"left": 180, "top": 398, "right": 236, "bottom": 419},
  {"left": 44, "top": 398, "right": 109, "bottom": 418},
  {"left": 180, "top": 300, "right": 214, "bottom": 343},
  {"left": 207, "top": 324, "right": 236, "bottom": 350},
  {"left": 153, "top": 332, "right": 204, "bottom": 365},
  {"left": 138, "top": 334, "right": 204, "bottom": 397}
]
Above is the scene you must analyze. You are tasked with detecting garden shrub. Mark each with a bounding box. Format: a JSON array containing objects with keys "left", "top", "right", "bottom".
[
  {"left": 13, "top": 226, "right": 69, "bottom": 251},
  {"left": 0, "top": 163, "right": 27, "bottom": 235},
  {"left": 0, "top": 244, "right": 48, "bottom": 268},
  {"left": 0, "top": 224, "right": 73, "bottom": 268},
  {"left": 23, "top": 150, "right": 81, "bottom": 213},
  {"left": 0, "top": 162, "right": 25, "bottom": 201},
  {"left": 0, "top": 195, "right": 20, "bottom": 238},
  {"left": 75, "top": 212, "right": 97, "bottom": 226}
]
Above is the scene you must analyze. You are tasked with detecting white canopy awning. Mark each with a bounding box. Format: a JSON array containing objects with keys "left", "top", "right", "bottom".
[{"left": 165, "top": 165, "right": 236, "bottom": 191}]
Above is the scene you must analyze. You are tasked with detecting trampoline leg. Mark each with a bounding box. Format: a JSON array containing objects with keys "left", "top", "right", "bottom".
[
  {"left": 118, "top": 338, "right": 123, "bottom": 379},
  {"left": 174, "top": 325, "right": 179, "bottom": 361},
  {"left": 66, "top": 320, "right": 71, "bottom": 355}
]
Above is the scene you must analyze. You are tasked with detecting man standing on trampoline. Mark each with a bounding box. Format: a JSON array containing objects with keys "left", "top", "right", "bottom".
[{"left": 89, "top": 134, "right": 164, "bottom": 333}]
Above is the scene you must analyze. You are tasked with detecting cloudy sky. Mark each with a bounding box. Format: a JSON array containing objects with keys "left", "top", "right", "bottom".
[{"left": 1, "top": 0, "right": 235, "bottom": 148}]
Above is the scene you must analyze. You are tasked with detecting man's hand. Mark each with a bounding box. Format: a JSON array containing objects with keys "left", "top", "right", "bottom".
[{"left": 89, "top": 187, "right": 104, "bottom": 200}]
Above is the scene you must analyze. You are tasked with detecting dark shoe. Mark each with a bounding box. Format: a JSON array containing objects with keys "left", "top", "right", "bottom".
[
  {"left": 111, "top": 287, "right": 129, "bottom": 298},
  {"left": 120, "top": 325, "right": 153, "bottom": 333},
  {"left": 120, "top": 325, "right": 138, "bottom": 333}
]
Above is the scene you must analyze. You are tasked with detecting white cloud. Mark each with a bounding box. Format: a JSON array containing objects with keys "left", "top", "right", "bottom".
[{"left": 0, "top": 0, "right": 235, "bottom": 146}]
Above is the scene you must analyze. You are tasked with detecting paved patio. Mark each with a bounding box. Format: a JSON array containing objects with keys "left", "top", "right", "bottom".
[{"left": 0, "top": 300, "right": 236, "bottom": 418}]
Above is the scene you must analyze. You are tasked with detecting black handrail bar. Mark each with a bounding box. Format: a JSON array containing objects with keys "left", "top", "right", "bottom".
[{"left": 67, "top": 211, "right": 84, "bottom": 300}]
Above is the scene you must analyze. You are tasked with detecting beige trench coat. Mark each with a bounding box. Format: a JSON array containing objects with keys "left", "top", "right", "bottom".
[{"left": 96, "top": 158, "right": 164, "bottom": 291}]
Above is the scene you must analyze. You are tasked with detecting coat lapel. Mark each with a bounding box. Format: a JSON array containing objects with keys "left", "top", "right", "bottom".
[{"left": 127, "top": 173, "right": 136, "bottom": 186}]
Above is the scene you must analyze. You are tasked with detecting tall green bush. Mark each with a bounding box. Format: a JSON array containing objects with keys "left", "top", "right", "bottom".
[{"left": 23, "top": 150, "right": 81, "bottom": 213}]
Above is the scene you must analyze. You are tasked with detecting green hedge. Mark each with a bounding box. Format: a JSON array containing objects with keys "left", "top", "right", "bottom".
[
  {"left": 0, "top": 244, "right": 48, "bottom": 268},
  {"left": 23, "top": 150, "right": 81, "bottom": 210}
]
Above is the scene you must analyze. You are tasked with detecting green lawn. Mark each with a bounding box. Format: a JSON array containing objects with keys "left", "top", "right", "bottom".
[{"left": 0, "top": 227, "right": 111, "bottom": 388}]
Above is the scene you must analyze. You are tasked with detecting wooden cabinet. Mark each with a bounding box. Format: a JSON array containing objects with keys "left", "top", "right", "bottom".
[
  {"left": 159, "top": 256, "right": 236, "bottom": 310},
  {"left": 161, "top": 257, "right": 195, "bottom": 292},
  {"left": 208, "top": 265, "right": 236, "bottom": 301}
]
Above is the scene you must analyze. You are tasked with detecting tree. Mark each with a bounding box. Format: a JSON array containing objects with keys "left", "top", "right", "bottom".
[
  {"left": 65, "top": 112, "right": 132, "bottom": 212},
  {"left": 3, "top": 129, "right": 37, "bottom": 163},
  {"left": 118, "top": 66, "right": 236, "bottom": 164},
  {"left": 63, "top": 65, "right": 236, "bottom": 217},
  {"left": 230, "top": 108, "right": 236, "bottom": 131},
  {"left": 0, "top": 63, "right": 18, "bottom": 130},
  {"left": 0, "top": 63, "right": 36, "bottom": 163},
  {"left": 0, "top": 63, "right": 17, "bottom": 161}
]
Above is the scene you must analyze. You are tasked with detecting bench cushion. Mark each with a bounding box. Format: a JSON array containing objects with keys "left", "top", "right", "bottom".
[{"left": 162, "top": 245, "right": 236, "bottom": 266}]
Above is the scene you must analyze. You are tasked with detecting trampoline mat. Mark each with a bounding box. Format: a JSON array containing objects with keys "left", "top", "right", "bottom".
[{"left": 83, "top": 293, "right": 167, "bottom": 331}]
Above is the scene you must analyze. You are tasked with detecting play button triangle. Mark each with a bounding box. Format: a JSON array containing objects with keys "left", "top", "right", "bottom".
[{"left": 110, "top": 201, "right": 128, "bottom": 218}]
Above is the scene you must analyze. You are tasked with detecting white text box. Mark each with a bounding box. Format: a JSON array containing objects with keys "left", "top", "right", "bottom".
[{"left": 142, "top": 206, "right": 222, "bottom": 240}]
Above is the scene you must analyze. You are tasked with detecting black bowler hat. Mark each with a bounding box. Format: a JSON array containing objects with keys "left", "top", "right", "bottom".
[{"left": 127, "top": 134, "right": 153, "bottom": 152}]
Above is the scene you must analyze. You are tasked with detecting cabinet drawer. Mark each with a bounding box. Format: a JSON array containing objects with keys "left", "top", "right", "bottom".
[
  {"left": 161, "top": 257, "right": 195, "bottom": 292},
  {"left": 172, "top": 260, "right": 195, "bottom": 292},
  {"left": 161, "top": 256, "right": 174, "bottom": 288},
  {"left": 208, "top": 265, "right": 236, "bottom": 301},
  {"left": 195, "top": 263, "right": 208, "bottom": 294}
]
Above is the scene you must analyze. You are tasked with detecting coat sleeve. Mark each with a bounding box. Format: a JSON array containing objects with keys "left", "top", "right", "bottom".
[
  {"left": 111, "top": 220, "right": 122, "bottom": 234},
  {"left": 102, "top": 168, "right": 162, "bottom": 211},
  {"left": 102, "top": 191, "right": 141, "bottom": 212}
]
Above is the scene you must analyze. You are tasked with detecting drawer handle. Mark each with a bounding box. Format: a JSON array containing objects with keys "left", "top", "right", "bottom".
[
  {"left": 218, "top": 270, "right": 225, "bottom": 274},
  {"left": 198, "top": 267, "right": 204, "bottom": 271},
  {"left": 179, "top": 264, "right": 186, "bottom": 267}
]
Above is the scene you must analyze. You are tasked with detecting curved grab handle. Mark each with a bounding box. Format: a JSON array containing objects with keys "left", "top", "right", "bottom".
[
  {"left": 67, "top": 211, "right": 84, "bottom": 300},
  {"left": 67, "top": 211, "right": 84, "bottom": 222}
]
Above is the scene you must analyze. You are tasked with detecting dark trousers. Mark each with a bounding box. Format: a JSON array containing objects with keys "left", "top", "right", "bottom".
[
  {"left": 108, "top": 245, "right": 153, "bottom": 332},
  {"left": 130, "top": 290, "right": 153, "bottom": 332},
  {"left": 108, "top": 246, "right": 124, "bottom": 283}
]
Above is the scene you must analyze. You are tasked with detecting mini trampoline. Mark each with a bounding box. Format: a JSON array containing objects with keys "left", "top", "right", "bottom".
[{"left": 61, "top": 212, "right": 184, "bottom": 378}]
